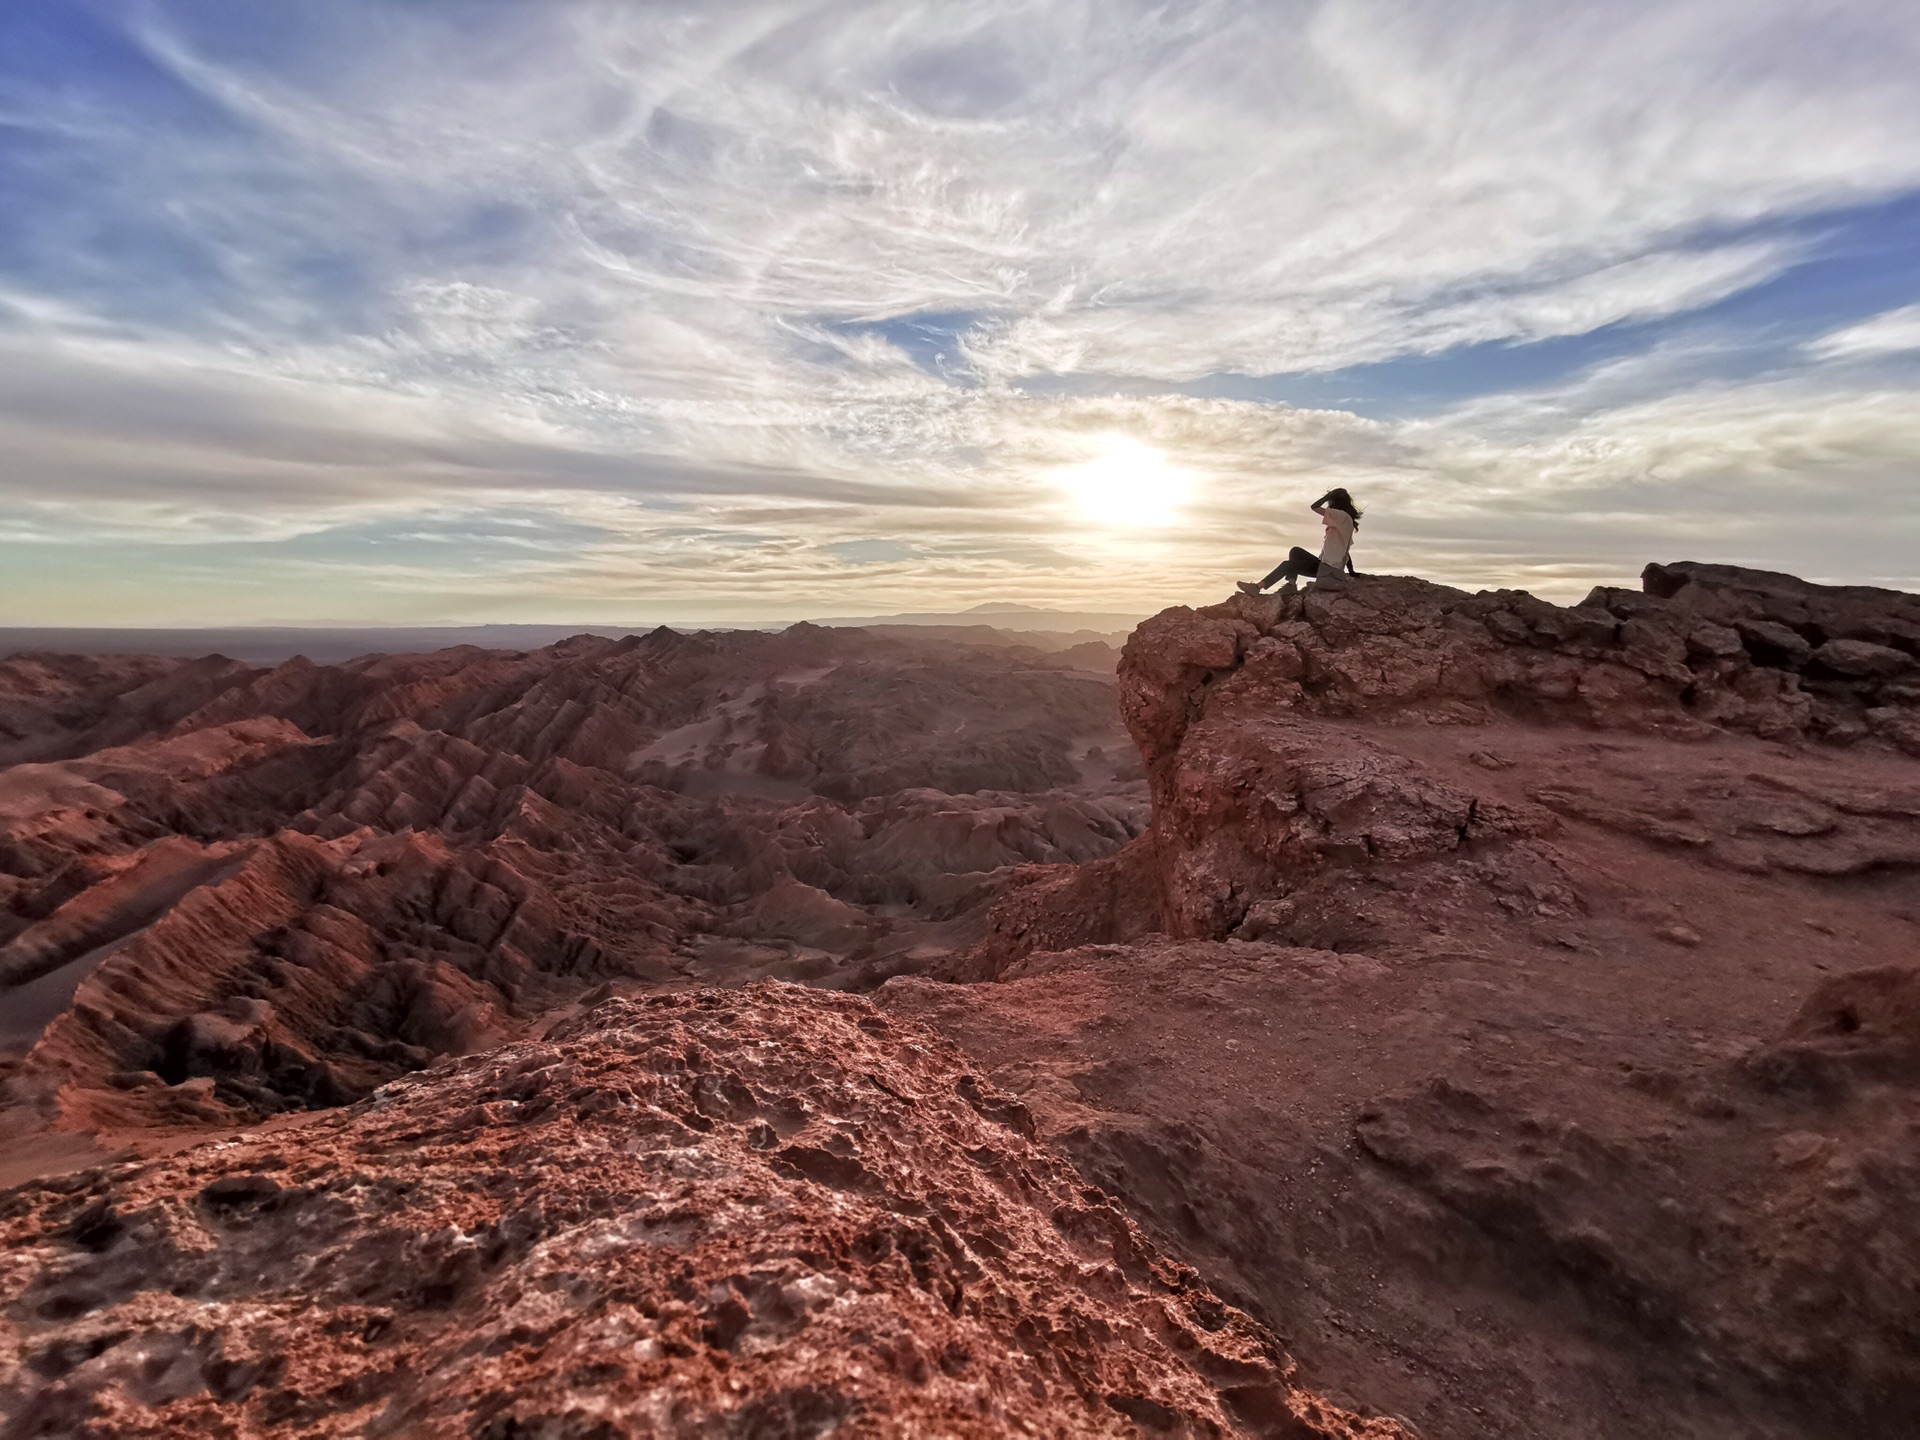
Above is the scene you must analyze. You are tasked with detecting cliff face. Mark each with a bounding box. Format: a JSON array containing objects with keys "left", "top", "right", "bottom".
[
  {"left": 1129, "top": 564, "right": 1920, "bottom": 941},
  {"left": 907, "top": 564, "right": 1920, "bottom": 1440},
  {"left": 0, "top": 985, "right": 1403, "bottom": 1439},
  {"left": 979, "top": 561, "right": 1920, "bottom": 966}
]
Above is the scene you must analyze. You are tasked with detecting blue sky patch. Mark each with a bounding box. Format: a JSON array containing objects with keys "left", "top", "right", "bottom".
[{"left": 827, "top": 311, "right": 990, "bottom": 381}]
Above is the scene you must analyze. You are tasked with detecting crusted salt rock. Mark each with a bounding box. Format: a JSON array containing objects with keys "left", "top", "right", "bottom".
[{"left": 0, "top": 984, "right": 1407, "bottom": 1439}]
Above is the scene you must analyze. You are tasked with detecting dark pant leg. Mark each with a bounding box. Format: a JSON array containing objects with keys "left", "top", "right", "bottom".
[{"left": 1260, "top": 547, "right": 1320, "bottom": 589}]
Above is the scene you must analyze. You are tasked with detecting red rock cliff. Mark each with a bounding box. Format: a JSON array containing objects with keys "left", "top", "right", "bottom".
[
  {"left": 978, "top": 562, "right": 1920, "bottom": 966},
  {"left": 921, "top": 563, "right": 1920, "bottom": 1440}
]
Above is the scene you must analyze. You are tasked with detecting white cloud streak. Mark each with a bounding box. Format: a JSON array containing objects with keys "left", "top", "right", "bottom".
[{"left": 1808, "top": 303, "right": 1920, "bottom": 360}]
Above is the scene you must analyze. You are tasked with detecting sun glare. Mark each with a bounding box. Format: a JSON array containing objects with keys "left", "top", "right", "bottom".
[{"left": 1059, "top": 437, "right": 1193, "bottom": 528}]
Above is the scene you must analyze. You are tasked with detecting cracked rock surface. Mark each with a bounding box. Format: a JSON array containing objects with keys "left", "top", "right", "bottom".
[{"left": 0, "top": 985, "right": 1405, "bottom": 1438}]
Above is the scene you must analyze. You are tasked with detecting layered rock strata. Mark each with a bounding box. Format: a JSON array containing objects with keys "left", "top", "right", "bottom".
[{"left": 0, "top": 627, "right": 1143, "bottom": 1148}]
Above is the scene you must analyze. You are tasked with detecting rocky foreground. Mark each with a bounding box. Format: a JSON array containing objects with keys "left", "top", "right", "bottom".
[
  {"left": 0, "top": 986, "right": 1400, "bottom": 1438},
  {"left": 2, "top": 563, "right": 1918, "bottom": 1438}
]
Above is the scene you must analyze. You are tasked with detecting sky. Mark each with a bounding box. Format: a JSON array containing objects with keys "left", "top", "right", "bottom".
[{"left": 2, "top": 0, "right": 1918, "bottom": 625}]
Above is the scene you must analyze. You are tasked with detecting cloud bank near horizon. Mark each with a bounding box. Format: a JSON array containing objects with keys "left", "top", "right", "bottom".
[{"left": 3, "top": 0, "right": 1918, "bottom": 624}]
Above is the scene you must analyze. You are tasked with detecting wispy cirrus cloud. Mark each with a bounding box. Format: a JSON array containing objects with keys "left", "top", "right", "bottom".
[
  {"left": 1807, "top": 303, "right": 1920, "bottom": 361},
  {"left": 1, "top": 0, "right": 1918, "bottom": 622}
]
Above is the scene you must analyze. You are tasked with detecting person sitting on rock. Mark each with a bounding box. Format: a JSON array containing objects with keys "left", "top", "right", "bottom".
[{"left": 1239, "top": 488, "right": 1362, "bottom": 594}]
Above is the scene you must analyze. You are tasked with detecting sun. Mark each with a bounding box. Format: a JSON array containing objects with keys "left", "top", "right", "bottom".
[{"left": 1058, "top": 437, "right": 1194, "bottom": 528}]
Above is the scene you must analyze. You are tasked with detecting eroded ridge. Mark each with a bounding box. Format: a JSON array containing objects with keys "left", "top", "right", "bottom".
[
  {"left": 0, "top": 984, "right": 1407, "bottom": 1439},
  {"left": 976, "top": 562, "right": 1920, "bottom": 968},
  {"left": 1130, "top": 560, "right": 1920, "bottom": 755},
  {"left": 0, "top": 626, "right": 1144, "bottom": 1146}
]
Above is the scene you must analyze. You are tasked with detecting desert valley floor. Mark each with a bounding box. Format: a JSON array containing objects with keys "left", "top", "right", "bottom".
[{"left": 2, "top": 561, "right": 1917, "bottom": 1439}]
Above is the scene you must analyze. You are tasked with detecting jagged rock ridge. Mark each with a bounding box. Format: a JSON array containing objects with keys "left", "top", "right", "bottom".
[
  {"left": 0, "top": 985, "right": 1405, "bottom": 1439},
  {"left": 0, "top": 625, "right": 1142, "bottom": 1146},
  {"left": 976, "top": 560, "right": 1920, "bottom": 968},
  {"left": 4, "top": 562, "right": 1918, "bottom": 1439}
]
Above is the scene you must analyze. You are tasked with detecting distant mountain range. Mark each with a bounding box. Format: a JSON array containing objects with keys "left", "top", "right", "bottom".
[
  {"left": 805, "top": 604, "right": 1146, "bottom": 632},
  {"left": 0, "top": 606, "right": 1149, "bottom": 665}
]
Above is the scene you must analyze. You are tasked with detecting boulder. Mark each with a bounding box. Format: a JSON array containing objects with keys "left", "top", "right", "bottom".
[{"left": 1813, "top": 639, "right": 1913, "bottom": 678}]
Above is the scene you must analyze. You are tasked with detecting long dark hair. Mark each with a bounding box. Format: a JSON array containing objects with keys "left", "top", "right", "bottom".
[{"left": 1320, "top": 487, "right": 1362, "bottom": 526}]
